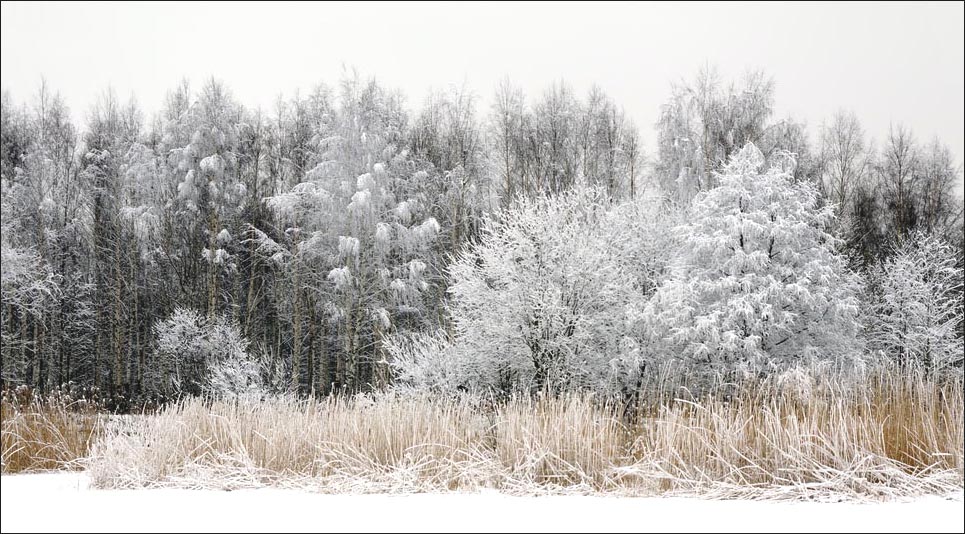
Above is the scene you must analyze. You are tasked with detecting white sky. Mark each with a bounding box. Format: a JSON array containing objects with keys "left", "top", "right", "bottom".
[{"left": 2, "top": 1, "right": 963, "bottom": 192}]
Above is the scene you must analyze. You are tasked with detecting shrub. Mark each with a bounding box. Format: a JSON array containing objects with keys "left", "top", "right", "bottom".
[{"left": 147, "top": 307, "right": 265, "bottom": 399}]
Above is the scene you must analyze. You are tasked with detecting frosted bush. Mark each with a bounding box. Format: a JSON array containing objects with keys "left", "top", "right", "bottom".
[
  {"left": 149, "top": 307, "right": 266, "bottom": 399},
  {"left": 204, "top": 315, "right": 265, "bottom": 399}
]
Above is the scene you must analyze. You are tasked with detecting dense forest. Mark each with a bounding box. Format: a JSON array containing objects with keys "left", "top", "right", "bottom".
[{"left": 1, "top": 67, "right": 962, "bottom": 408}]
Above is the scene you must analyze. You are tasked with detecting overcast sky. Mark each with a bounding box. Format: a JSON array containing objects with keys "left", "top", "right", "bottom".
[{"left": 2, "top": 1, "right": 963, "bottom": 192}]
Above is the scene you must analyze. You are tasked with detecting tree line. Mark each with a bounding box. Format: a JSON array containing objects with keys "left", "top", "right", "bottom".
[{"left": 1, "top": 66, "right": 962, "bottom": 407}]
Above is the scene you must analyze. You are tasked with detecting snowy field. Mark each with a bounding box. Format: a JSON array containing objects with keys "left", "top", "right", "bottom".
[{"left": 1, "top": 472, "right": 962, "bottom": 533}]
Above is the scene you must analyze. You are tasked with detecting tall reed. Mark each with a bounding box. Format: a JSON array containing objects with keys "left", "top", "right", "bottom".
[
  {"left": 86, "top": 365, "right": 963, "bottom": 499},
  {"left": 1, "top": 388, "right": 101, "bottom": 473}
]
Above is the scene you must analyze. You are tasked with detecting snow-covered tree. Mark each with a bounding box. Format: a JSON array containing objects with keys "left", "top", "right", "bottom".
[
  {"left": 656, "top": 67, "right": 775, "bottom": 204},
  {"left": 148, "top": 307, "right": 263, "bottom": 399},
  {"left": 866, "top": 233, "right": 964, "bottom": 375},
  {"left": 0, "top": 226, "right": 62, "bottom": 383},
  {"left": 82, "top": 89, "right": 146, "bottom": 395},
  {"left": 817, "top": 110, "right": 871, "bottom": 233},
  {"left": 486, "top": 80, "right": 642, "bottom": 204},
  {"left": 149, "top": 307, "right": 206, "bottom": 398},
  {"left": 488, "top": 78, "right": 527, "bottom": 205},
  {"left": 0, "top": 83, "right": 79, "bottom": 389},
  {"left": 642, "top": 144, "right": 863, "bottom": 386},
  {"left": 262, "top": 75, "right": 443, "bottom": 393},
  {"left": 159, "top": 80, "right": 247, "bottom": 315},
  {"left": 391, "top": 185, "right": 676, "bottom": 396},
  {"left": 203, "top": 315, "right": 265, "bottom": 399}
]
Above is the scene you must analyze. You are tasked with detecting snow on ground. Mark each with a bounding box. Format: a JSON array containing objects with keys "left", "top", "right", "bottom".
[{"left": 1, "top": 472, "right": 962, "bottom": 533}]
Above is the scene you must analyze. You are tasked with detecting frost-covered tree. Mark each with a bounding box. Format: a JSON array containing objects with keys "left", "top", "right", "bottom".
[
  {"left": 408, "top": 86, "right": 491, "bottom": 259},
  {"left": 817, "top": 110, "right": 871, "bottom": 233},
  {"left": 642, "top": 144, "right": 863, "bottom": 386},
  {"left": 149, "top": 307, "right": 206, "bottom": 398},
  {"left": 203, "top": 315, "right": 265, "bottom": 399},
  {"left": 0, "top": 224, "right": 62, "bottom": 383},
  {"left": 878, "top": 124, "right": 920, "bottom": 243},
  {"left": 255, "top": 180, "right": 331, "bottom": 394},
  {"left": 532, "top": 81, "right": 579, "bottom": 196},
  {"left": 840, "top": 124, "right": 963, "bottom": 271},
  {"left": 410, "top": 84, "right": 483, "bottom": 178},
  {"left": 621, "top": 118, "right": 645, "bottom": 200},
  {"left": 148, "top": 307, "right": 263, "bottom": 399},
  {"left": 159, "top": 79, "right": 247, "bottom": 316},
  {"left": 866, "top": 234, "right": 964, "bottom": 374},
  {"left": 915, "top": 139, "right": 963, "bottom": 244},
  {"left": 656, "top": 67, "right": 775, "bottom": 204},
  {"left": 83, "top": 89, "right": 146, "bottom": 395},
  {"left": 263, "top": 75, "right": 444, "bottom": 393},
  {"left": 0, "top": 82, "right": 79, "bottom": 390},
  {"left": 486, "top": 80, "right": 641, "bottom": 204},
  {"left": 391, "top": 185, "right": 676, "bottom": 397},
  {"left": 488, "top": 78, "right": 527, "bottom": 205},
  {"left": 761, "top": 117, "right": 819, "bottom": 186}
]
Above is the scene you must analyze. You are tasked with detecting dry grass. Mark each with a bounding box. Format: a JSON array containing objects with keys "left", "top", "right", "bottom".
[
  {"left": 88, "top": 393, "right": 499, "bottom": 492},
  {"left": 85, "top": 366, "right": 964, "bottom": 499},
  {"left": 1, "top": 390, "right": 101, "bottom": 473},
  {"left": 495, "top": 394, "right": 629, "bottom": 490},
  {"left": 619, "top": 369, "right": 964, "bottom": 500}
]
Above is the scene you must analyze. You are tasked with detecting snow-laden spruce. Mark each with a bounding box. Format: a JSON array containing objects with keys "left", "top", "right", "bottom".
[{"left": 642, "top": 144, "right": 863, "bottom": 384}]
